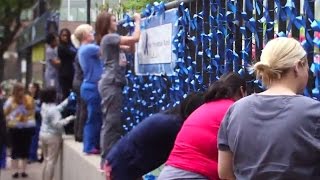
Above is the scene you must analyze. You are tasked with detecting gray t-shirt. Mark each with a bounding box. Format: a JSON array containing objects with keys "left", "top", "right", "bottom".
[
  {"left": 100, "top": 33, "right": 126, "bottom": 86},
  {"left": 218, "top": 94, "right": 320, "bottom": 180}
]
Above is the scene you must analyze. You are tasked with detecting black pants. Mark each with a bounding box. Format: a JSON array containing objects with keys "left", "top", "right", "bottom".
[
  {"left": 59, "top": 76, "right": 73, "bottom": 99},
  {"left": 74, "top": 88, "right": 87, "bottom": 142},
  {"left": 10, "top": 128, "right": 34, "bottom": 159}
]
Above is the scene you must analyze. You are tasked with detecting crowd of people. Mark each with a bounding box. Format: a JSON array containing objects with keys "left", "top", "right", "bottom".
[{"left": 0, "top": 10, "right": 320, "bottom": 180}]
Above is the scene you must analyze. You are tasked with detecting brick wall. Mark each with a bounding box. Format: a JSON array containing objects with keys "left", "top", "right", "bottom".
[{"left": 59, "top": 21, "right": 90, "bottom": 32}]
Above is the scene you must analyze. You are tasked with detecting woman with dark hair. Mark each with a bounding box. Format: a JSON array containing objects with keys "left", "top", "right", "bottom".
[
  {"left": 45, "top": 33, "right": 60, "bottom": 90},
  {"left": 158, "top": 72, "right": 246, "bottom": 180},
  {"left": 28, "top": 82, "right": 42, "bottom": 162},
  {"left": 95, "top": 12, "right": 141, "bottom": 161},
  {"left": 104, "top": 93, "right": 205, "bottom": 180},
  {"left": 4, "top": 83, "right": 36, "bottom": 178},
  {"left": 58, "top": 28, "right": 77, "bottom": 99}
]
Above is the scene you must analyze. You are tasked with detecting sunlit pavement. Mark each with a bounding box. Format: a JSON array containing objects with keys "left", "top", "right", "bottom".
[{"left": 0, "top": 160, "right": 43, "bottom": 180}]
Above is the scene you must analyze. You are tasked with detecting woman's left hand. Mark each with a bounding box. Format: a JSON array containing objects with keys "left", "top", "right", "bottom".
[{"left": 104, "top": 161, "right": 112, "bottom": 180}]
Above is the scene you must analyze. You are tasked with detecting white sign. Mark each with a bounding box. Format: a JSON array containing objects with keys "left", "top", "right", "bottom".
[{"left": 136, "top": 23, "right": 173, "bottom": 65}]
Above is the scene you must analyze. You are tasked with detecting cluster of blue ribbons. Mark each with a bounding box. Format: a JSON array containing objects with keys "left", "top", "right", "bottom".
[
  {"left": 141, "top": 1, "right": 166, "bottom": 18},
  {"left": 121, "top": 0, "right": 320, "bottom": 131}
]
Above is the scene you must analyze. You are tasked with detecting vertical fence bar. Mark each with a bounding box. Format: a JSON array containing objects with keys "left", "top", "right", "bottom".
[
  {"left": 226, "top": 0, "right": 235, "bottom": 73},
  {"left": 245, "top": 0, "right": 253, "bottom": 65},
  {"left": 278, "top": 0, "right": 287, "bottom": 34},
  {"left": 244, "top": 0, "right": 254, "bottom": 94},
  {"left": 234, "top": 0, "right": 243, "bottom": 72},
  {"left": 188, "top": 0, "right": 197, "bottom": 78},
  {"left": 292, "top": 0, "right": 301, "bottom": 39},
  {"left": 196, "top": 0, "right": 203, "bottom": 73},
  {"left": 266, "top": 0, "right": 275, "bottom": 41},
  {"left": 255, "top": 0, "right": 264, "bottom": 61},
  {"left": 305, "top": 0, "right": 315, "bottom": 96},
  {"left": 218, "top": 0, "right": 226, "bottom": 76},
  {"left": 210, "top": 0, "right": 218, "bottom": 83},
  {"left": 203, "top": 0, "right": 211, "bottom": 86}
]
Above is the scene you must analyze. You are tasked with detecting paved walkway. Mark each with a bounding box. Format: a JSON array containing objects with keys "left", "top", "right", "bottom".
[{"left": 0, "top": 161, "right": 43, "bottom": 180}]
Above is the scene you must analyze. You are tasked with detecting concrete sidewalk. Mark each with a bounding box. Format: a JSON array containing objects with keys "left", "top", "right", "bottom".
[{"left": 0, "top": 161, "right": 43, "bottom": 180}]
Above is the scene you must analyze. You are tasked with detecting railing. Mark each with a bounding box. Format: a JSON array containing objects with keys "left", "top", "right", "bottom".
[{"left": 118, "top": 0, "right": 319, "bottom": 131}]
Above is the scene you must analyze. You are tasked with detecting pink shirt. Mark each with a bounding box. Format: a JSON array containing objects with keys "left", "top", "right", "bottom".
[{"left": 166, "top": 99, "right": 234, "bottom": 180}]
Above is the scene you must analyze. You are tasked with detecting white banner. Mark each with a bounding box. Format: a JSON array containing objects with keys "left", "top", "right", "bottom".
[{"left": 136, "top": 23, "right": 173, "bottom": 65}]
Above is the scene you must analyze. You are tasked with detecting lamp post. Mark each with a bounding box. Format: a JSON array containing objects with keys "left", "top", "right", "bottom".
[{"left": 87, "top": 0, "right": 91, "bottom": 24}]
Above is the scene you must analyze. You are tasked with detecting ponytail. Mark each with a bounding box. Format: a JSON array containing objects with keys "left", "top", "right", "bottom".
[
  {"left": 71, "top": 24, "right": 93, "bottom": 48},
  {"left": 204, "top": 81, "right": 230, "bottom": 103},
  {"left": 71, "top": 34, "right": 81, "bottom": 48},
  {"left": 204, "top": 72, "right": 246, "bottom": 103}
]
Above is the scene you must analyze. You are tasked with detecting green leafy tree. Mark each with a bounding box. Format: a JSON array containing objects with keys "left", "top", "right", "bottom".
[
  {"left": 100, "top": 0, "right": 175, "bottom": 15},
  {"left": 0, "top": 0, "right": 38, "bottom": 81},
  {"left": 123, "top": 0, "right": 174, "bottom": 12},
  {"left": 98, "top": 1, "right": 126, "bottom": 19}
]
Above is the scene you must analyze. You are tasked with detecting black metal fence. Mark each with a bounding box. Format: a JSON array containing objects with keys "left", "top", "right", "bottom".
[{"left": 119, "top": 0, "right": 319, "bottom": 131}]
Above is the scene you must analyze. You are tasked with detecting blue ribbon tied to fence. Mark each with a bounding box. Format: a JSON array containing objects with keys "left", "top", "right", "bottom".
[{"left": 121, "top": 0, "right": 320, "bottom": 131}]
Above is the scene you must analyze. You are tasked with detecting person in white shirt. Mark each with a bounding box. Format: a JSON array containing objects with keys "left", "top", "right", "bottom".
[{"left": 39, "top": 87, "right": 75, "bottom": 180}]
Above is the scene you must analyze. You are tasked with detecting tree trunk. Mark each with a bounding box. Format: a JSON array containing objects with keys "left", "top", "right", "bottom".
[
  {"left": 26, "top": 49, "right": 33, "bottom": 87},
  {"left": 0, "top": 51, "right": 5, "bottom": 82}
]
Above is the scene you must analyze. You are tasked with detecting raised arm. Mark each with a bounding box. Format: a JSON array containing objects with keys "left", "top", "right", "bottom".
[
  {"left": 56, "top": 98, "right": 69, "bottom": 112},
  {"left": 119, "top": 13, "right": 141, "bottom": 46}
]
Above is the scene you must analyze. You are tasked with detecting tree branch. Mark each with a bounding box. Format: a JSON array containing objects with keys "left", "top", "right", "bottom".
[{"left": 0, "top": 12, "right": 21, "bottom": 53}]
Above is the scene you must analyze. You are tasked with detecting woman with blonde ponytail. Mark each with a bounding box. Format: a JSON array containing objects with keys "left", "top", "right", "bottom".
[
  {"left": 72, "top": 24, "right": 103, "bottom": 154},
  {"left": 217, "top": 37, "right": 320, "bottom": 180}
]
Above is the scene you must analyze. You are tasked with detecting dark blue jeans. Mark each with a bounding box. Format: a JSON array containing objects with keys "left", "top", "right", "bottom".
[
  {"left": 29, "top": 122, "right": 41, "bottom": 161},
  {"left": 81, "top": 82, "right": 102, "bottom": 153}
]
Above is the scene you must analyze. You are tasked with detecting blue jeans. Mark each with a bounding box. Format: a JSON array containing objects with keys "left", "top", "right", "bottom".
[
  {"left": 0, "top": 146, "right": 6, "bottom": 169},
  {"left": 81, "top": 82, "right": 102, "bottom": 153},
  {"left": 29, "top": 121, "right": 41, "bottom": 161}
]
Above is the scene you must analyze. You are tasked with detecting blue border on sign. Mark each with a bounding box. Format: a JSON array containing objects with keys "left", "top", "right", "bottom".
[{"left": 135, "top": 8, "right": 179, "bottom": 76}]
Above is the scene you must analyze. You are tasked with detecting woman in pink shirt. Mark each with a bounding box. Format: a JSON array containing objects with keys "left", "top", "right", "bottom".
[{"left": 158, "top": 72, "right": 246, "bottom": 180}]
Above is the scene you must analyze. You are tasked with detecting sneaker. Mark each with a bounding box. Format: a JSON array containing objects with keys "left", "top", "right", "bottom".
[
  {"left": 12, "top": 172, "right": 19, "bottom": 178},
  {"left": 21, "top": 172, "right": 28, "bottom": 178},
  {"left": 38, "top": 156, "right": 44, "bottom": 163},
  {"left": 86, "top": 148, "right": 100, "bottom": 155}
]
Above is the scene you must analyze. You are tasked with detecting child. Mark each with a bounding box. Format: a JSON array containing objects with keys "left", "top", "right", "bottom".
[{"left": 39, "top": 88, "right": 75, "bottom": 180}]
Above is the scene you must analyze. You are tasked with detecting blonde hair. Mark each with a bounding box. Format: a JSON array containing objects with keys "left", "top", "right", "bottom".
[
  {"left": 71, "top": 24, "right": 93, "bottom": 48},
  {"left": 252, "top": 37, "right": 307, "bottom": 87}
]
